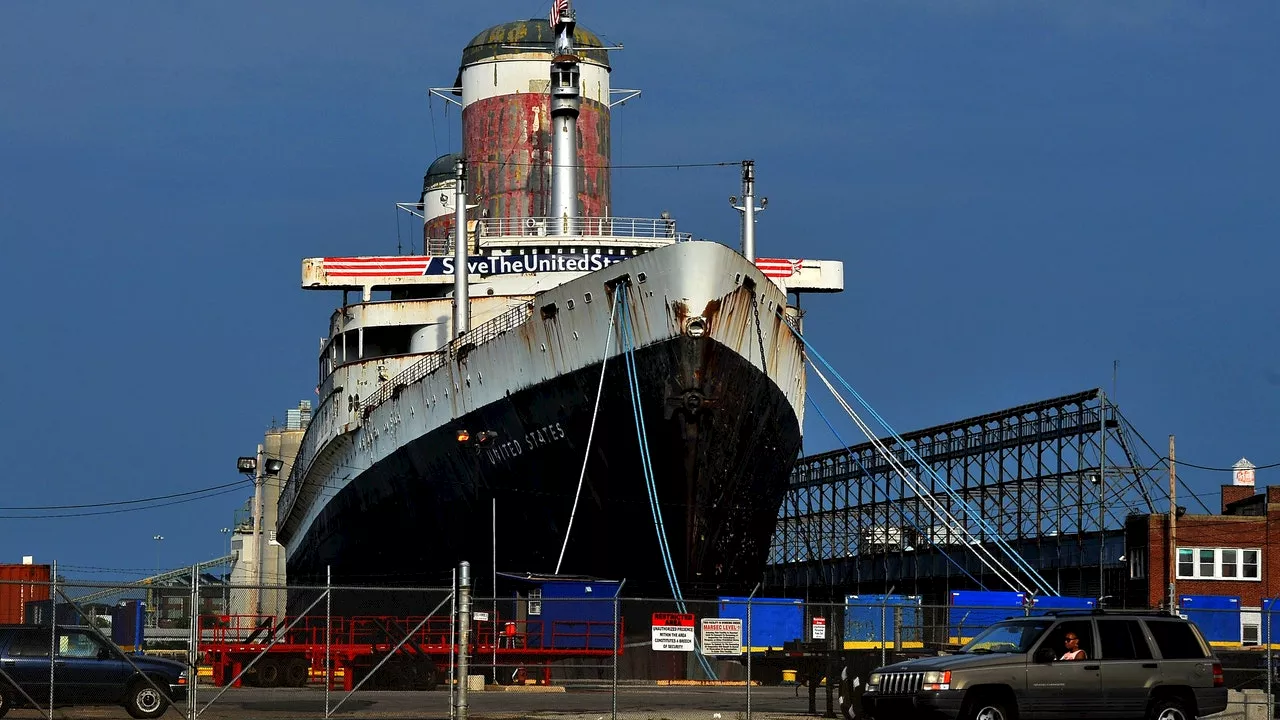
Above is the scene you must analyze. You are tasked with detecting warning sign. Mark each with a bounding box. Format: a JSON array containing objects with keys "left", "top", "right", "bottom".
[
  {"left": 651, "top": 612, "right": 695, "bottom": 652},
  {"left": 812, "top": 616, "right": 826, "bottom": 640},
  {"left": 700, "top": 618, "right": 742, "bottom": 656}
]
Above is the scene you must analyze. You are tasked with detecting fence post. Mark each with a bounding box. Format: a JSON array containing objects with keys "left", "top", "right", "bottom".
[
  {"left": 880, "top": 589, "right": 894, "bottom": 669},
  {"left": 48, "top": 560, "right": 56, "bottom": 720},
  {"left": 325, "top": 566, "right": 331, "bottom": 716},
  {"left": 456, "top": 561, "right": 471, "bottom": 720},
  {"left": 449, "top": 568, "right": 457, "bottom": 720},
  {"left": 747, "top": 583, "right": 760, "bottom": 720},
  {"left": 612, "top": 580, "right": 626, "bottom": 720},
  {"left": 188, "top": 565, "right": 198, "bottom": 720}
]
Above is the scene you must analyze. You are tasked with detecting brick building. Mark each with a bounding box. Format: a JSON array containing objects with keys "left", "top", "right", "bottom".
[{"left": 1125, "top": 473, "right": 1278, "bottom": 644}]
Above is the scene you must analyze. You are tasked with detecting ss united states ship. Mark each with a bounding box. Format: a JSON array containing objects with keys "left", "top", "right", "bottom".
[{"left": 275, "top": 2, "right": 844, "bottom": 598}]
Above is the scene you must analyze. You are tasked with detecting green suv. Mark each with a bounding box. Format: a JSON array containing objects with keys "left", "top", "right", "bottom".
[{"left": 860, "top": 610, "right": 1227, "bottom": 720}]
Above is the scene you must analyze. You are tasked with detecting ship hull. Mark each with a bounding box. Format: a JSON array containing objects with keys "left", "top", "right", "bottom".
[{"left": 287, "top": 332, "right": 801, "bottom": 603}]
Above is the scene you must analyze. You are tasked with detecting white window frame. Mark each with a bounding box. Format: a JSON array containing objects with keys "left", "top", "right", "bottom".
[
  {"left": 1243, "top": 609, "right": 1262, "bottom": 647},
  {"left": 1176, "top": 546, "right": 1261, "bottom": 581}
]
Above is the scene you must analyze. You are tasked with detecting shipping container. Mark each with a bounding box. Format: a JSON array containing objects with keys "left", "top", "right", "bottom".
[
  {"left": 844, "top": 594, "right": 923, "bottom": 649},
  {"left": 717, "top": 596, "right": 803, "bottom": 650},
  {"left": 0, "top": 563, "right": 51, "bottom": 625},
  {"left": 23, "top": 599, "right": 83, "bottom": 627},
  {"left": 1030, "top": 596, "right": 1096, "bottom": 613},
  {"left": 111, "top": 599, "right": 146, "bottom": 651},
  {"left": 949, "top": 590, "right": 1027, "bottom": 645},
  {"left": 1179, "top": 594, "right": 1240, "bottom": 647},
  {"left": 523, "top": 579, "right": 620, "bottom": 650}
]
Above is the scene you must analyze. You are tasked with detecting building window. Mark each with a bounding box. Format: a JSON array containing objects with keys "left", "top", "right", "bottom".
[
  {"left": 1129, "top": 548, "right": 1147, "bottom": 579},
  {"left": 1243, "top": 610, "right": 1262, "bottom": 647},
  {"left": 1177, "top": 549, "right": 1195, "bottom": 578},
  {"left": 1176, "top": 547, "right": 1262, "bottom": 581}
]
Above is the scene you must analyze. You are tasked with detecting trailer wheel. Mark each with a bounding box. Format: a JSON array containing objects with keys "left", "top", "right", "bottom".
[
  {"left": 413, "top": 664, "right": 439, "bottom": 692},
  {"left": 257, "top": 659, "right": 281, "bottom": 688},
  {"left": 285, "top": 659, "right": 310, "bottom": 687}
]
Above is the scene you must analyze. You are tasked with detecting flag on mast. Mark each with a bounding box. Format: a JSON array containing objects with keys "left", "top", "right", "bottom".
[{"left": 550, "top": 0, "right": 568, "bottom": 27}]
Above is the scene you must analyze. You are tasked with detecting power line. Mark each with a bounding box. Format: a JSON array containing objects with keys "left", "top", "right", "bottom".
[
  {"left": 461, "top": 158, "right": 738, "bottom": 171},
  {"left": 1157, "top": 457, "right": 1280, "bottom": 472},
  {"left": 0, "top": 486, "right": 247, "bottom": 520},
  {"left": 0, "top": 480, "right": 248, "bottom": 511}
]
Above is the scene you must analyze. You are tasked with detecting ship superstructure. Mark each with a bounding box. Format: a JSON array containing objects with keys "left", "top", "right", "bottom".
[{"left": 276, "top": 3, "right": 843, "bottom": 599}]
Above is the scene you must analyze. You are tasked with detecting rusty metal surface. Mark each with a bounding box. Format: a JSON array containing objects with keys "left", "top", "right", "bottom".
[
  {"left": 460, "top": 19, "right": 610, "bottom": 68},
  {"left": 462, "top": 93, "right": 610, "bottom": 222}
]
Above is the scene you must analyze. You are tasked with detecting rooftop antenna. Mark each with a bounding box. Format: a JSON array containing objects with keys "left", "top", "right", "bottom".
[{"left": 549, "top": 0, "right": 580, "bottom": 235}]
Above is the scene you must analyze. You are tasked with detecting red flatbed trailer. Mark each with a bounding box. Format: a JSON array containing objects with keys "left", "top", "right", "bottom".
[{"left": 198, "top": 613, "right": 623, "bottom": 690}]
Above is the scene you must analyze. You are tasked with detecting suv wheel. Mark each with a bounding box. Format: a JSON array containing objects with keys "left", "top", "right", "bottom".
[
  {"left": 1148, "top": 697, "right": 1191, "bottom": 720},
  {"left": 965, "top": 698, "right": 1014, "bottom": 720},
  {"left": 0, "top": 690, "right": 10, "bottom": 719},
  {"left": 838, "top": 665, "right": 862, "bottom": 720},
  {"left": 124, "top": 680, "right": 169, "bottom": 720}
]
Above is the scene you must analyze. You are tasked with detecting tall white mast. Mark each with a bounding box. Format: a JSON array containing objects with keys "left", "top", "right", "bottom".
[{"left": 549, "top": 0, "right": 581, "bottom": 234}]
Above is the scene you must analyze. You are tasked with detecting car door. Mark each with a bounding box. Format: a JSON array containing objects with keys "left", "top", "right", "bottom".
[
  {"left": 1023, "top": 620, "right": 1103, "bottom": 719},
  {"left": 1, "top": 629, "right": 53, "bottom": 707},
  {"left": 1096, "top": 618, "right": 1158, "bottom": 718},
  {"left": 54, "top": 629, "right": 132, "bottom": 704}
]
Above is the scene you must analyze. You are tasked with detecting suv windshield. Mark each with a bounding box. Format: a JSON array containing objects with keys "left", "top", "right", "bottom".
[{"left": 960, "top": 618, "right": 1056, "bottom": 654}]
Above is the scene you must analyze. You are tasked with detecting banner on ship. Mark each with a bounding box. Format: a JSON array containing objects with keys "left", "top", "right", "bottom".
[{"left": 429, "top": 253, "right": 631, "bottom": 276}]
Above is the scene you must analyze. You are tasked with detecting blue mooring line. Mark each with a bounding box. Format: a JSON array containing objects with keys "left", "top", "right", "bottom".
[
  {"left": 616, "top": 286, "right": 719, "bottom": 681},
  {"left": 804, "top": 393, "right": 988, "bottom": 590}
]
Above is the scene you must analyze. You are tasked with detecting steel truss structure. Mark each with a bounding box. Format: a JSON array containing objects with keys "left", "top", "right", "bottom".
[{"left": 766, "top": 389, "right": 1177, "bottom": 599}]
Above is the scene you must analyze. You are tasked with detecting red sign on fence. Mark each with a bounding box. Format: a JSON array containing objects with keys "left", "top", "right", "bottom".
[{"left": 651, "top": 612, "right": 695, "bottom": 628}]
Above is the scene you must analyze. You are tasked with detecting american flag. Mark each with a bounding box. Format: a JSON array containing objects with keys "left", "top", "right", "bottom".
[
  {"left": 755, "top": 257, "right": 804, "bottom": 278},
  {"left": 323, "top": 256, "right": 433, "bottom": 278},
  {"left": 549, "top": 0, "right": 568, "bottom": 27}
]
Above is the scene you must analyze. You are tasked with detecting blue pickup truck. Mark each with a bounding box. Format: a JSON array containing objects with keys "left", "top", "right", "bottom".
[{"left": 0, "top": 624, "right": 187, "bottom": 718}]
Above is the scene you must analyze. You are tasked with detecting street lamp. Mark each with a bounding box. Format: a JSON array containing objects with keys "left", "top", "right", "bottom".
[
  {"left": 150, "top": 534, "right": 164, "bottom": 629},
  {"left": 153, "top": 535, "right": 164, "bottom": 576},
  {"left": 219, "top": 527, "right": 232, "bottom": 616}
]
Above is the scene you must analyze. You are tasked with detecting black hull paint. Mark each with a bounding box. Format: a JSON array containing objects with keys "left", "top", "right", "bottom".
[{"left": 288, "top": 335, "right": 801, "bottom": 608}]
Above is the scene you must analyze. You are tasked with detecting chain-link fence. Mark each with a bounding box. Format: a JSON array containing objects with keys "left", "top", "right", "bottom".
[{"left": 1, "top": 572, "right": 1277, "bottom": 719}]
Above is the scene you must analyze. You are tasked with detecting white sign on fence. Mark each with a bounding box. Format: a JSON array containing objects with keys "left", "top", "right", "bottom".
[
  {"left": 652, "top": 612, "right": 696, "bottom": 651},
  {"left": 812, "top": 616, "right": 827, "bottom": 640},
  {"left": 700, "top": 618, "right": 743, "bottom": 655}
]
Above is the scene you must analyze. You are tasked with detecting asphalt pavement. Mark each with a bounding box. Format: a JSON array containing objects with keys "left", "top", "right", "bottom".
[{"left": 4, "top": 684, "right": 840, "bottom": 720}]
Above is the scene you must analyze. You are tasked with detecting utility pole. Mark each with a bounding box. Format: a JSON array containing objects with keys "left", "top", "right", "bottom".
[
  {"left": 1098, "top": 391, "right": 1107, "bottom": 601},
  {"left": 1169, "top": 435, "right": 1177, "bottom": 612},
  {"left": 252, "top": 443, "right": 265, "bottom": 616}
]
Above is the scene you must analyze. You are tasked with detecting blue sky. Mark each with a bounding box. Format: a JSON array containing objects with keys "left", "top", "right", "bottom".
[{"left": 0, "top": 1, "right": 1276, "bottom": 581}]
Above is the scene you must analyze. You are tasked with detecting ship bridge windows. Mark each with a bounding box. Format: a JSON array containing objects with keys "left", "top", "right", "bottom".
[{"left": 328, "top": 326, "right": 417, "bottom": 367}]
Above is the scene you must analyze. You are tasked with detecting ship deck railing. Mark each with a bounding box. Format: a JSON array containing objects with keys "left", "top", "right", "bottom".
[
  {"left": 280, "top": 301, "right": 535, "bottom": 527},
  {"left": 396, "top": 205, "right": 693, "bottom": 246},
  {"left": 473, "top": 215, "right": 690, "bottom": 241},
  {"left": 357, "top": 300, "right": 534, "bottom": 418}
]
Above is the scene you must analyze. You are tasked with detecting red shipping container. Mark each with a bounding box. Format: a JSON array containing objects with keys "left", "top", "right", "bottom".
[{"left": 0, "top": 564, "right": 51, "bottom": 624}]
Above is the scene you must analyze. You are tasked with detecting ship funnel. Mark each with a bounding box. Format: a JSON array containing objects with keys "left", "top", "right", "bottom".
[{"left": 549, "top": 0, "right": 581, "bottom": 234}]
